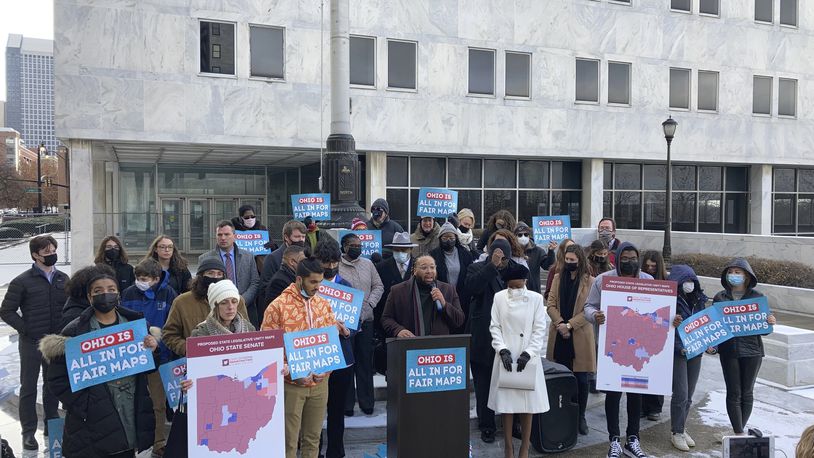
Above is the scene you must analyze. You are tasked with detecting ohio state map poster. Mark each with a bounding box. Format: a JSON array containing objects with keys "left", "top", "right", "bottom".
[
  {"left": 186, "top": 330, "right": 285, "bottom": 457},
  {"left": 596, "top": 277, "right": 677, "bottom": 395}
]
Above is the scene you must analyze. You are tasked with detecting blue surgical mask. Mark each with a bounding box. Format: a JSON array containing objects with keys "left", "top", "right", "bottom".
[
  {"left": 299, "top": 281, "right": 312, "bottom": 299},
  {"left": 393, "top": 251, "right": 410, "bottom": 264},
  {"left": 727, "top": 273, "right": 745, "bottom": 287}
]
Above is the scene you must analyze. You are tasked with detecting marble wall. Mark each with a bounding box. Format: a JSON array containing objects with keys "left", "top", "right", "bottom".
[{"left": 54, "top": 0, "right": 814, "bottom": 166}]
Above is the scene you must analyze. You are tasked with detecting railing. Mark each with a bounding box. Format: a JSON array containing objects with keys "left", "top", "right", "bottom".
[{"left": 0, "top": 213, "right": 71, "bottom": 265}]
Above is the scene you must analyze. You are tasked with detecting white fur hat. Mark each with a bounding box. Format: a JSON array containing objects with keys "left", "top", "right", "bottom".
[{"left": 207, "top": 279, "right": 240, "bottom": 309}]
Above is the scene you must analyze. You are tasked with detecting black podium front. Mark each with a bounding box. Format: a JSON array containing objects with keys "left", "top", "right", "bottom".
[{"left": 386, "top": 335, "right": 471, "bottom": 457}]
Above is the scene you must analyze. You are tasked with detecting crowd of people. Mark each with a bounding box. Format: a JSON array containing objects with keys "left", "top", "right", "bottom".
[{"left": 0, "top": 200, "right": 797, "bottom": 458}]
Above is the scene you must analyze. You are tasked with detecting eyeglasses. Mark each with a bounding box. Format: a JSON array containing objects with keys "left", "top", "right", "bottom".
[
  {"left": 157, "top": 245, "right": 174, "bottom": 251},
  {"left": 517, "top": 233, "right": 530, "bottom": 237}
]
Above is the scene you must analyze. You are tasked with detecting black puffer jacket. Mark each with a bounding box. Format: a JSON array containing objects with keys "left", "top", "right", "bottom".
[
  {"left": 0, "top": 267, "right": 68, "bottom": 339},
  {"left": 166, "top": 267, "right": 192, "bottom": 295},
  {"left": 101, "top": 260, "right": 135, "bottom": 294},
  {"left": 41, "top": 306, "right": 156, "bottom": 457},
  {"left": 713, "top": 258, "right": 768, "bottom": 359},
  {"left": 60, "top": 296, "right": 90, "bottom": 331}
]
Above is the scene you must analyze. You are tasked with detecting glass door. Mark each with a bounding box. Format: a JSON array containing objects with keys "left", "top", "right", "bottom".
[
  {"left": 188, "top": 199, "right": 211, "bottom": 253},
  {"left": 159, "top": 199, "right": 183, "bottom": 249}
]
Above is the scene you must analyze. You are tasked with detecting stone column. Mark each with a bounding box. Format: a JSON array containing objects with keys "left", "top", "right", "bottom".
[
  {"left": 581, "top": 158, "right": 604, "bottom": 228},
  {"left": 750, "top": 164, "right": 773, "bottom": 235},
  {"left": 365, "top": 152, "right": 387, "bottom": 211},
  {"left": 69, "top": 139, "right": 94, "bottom": 268}
]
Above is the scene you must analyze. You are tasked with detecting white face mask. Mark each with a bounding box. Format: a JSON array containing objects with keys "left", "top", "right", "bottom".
[
  {"left": 243, "top": 217, "right": 256, "bottom": 228},
  {"left": 517, "top": 236, "right": 530, "bottom": 246},
  {"left": 682, "top": 282, "right": 695, "bottom": 294},
  {"left": 507, "top": 287, "right": 526, "bottom": 298},
  {"left": 135, "top": 280, "right": 152, "bottom": 292}
]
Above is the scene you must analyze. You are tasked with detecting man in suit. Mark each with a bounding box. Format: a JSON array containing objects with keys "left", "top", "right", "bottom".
[{"left": 199, "top": 220, "right": 260, "bottom": 326}]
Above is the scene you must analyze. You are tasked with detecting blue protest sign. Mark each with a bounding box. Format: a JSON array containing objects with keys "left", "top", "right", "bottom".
[
  {"left": 234, "top": 230, "right": 271, "bottom": 255},
  {"left": 65, "top": 318, "right": 155, "bottom": 392},
  {"left": 405, "top": 347, "right": 467, "bottom": 394},
  {"left": 338, "top": 230, "right": 382, "bottom": 259},
  {"left": 158, "top": 358, "right": 187, "bottom": 410},
  {"left": 318, "top": 281, "right": 364, "bottom": 331},
  {"left": 716, "top": 296, "right": 774, "bottom": 337},
  {"left": 678, "top": 307, "right": 729, "bottom": 359},
  {"left": 416, "top": 187, "right": 458, "bottom": 217},
  {"left": 283, "top": 326, "right": 347, "bottom": 380},
  {"left": 48, "top": 417, "right": 64, "bottom": 458},
  {"left": 532, "top": 215, "right": 572, "bottom": 245},
  {"left": 292, "top": 193, "right": 331, "bottom": 220}
]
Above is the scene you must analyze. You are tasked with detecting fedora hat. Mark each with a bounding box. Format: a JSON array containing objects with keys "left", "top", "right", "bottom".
[{"left": 385, "top": 232, "right": 418, "bottom": 247}]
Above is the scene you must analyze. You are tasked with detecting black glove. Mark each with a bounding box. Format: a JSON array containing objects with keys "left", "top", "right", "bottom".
[
  {"left": 516, "top": 351, "right": 531, "bottom": 372},
  {"left": 499, "top": 349, "right": 513, "bottom": 372}
]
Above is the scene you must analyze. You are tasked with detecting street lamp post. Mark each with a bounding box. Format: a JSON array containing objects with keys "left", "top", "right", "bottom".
[
  {"left": 37, "top": 143, "right": 46, "bottom": 214},
  {"left": 662, "top": 116, "right": 678, "bottom": 266}
]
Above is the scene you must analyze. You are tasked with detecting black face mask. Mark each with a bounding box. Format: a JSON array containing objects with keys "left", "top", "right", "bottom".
[
  {"left": 324, "top": 267, "right": 339, "bottom": 279},
  {"left": 91, "top": 292, "right": 119, "bottom": 313},
  {"left": 41, "top": 253, "right": 58, "bottom": 267},
  {"left": 198, "top": 276, "right": 222, "bottom": 293},
  {"left": 564, "top": 262, "right": 578, "bottom": 271},
  {"left": 440, "top": 239, "right": 456, "bottom": 251},
  {"left": 591, "top": 255, "right": 607, "bottom": 264},
  {"left": 104, "top": 248, "right": 120, "bottom": 261},
  {"left": 291, "top": 240, "right": 306, "bottom": 248},
  {"left": 619, "top": 261, "right": 637, "bottom": 276},
  {"left": 346, "top": 246, "right": 362, "bottom": 260},
  {"left": 459, "top": 226, "right": 470, "bottom": 233},
  {"left": 372, "top": 209, "right": 384, "bottom": 220}
]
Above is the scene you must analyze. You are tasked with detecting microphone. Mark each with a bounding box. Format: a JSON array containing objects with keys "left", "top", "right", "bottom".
[{"left": 432, "top": 281, "right": 443, "bottom": 311}]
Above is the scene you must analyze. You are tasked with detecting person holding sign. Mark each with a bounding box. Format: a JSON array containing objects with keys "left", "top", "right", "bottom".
[
  {"left": 261, "top": 257, "right": 350, "bottom": 458},
  {"left": 514, "top": 222, "right": 554, "bottom": 294},
  {"left": 712, "top": 258, "right": 776, "bottom": 439},
  {"left": 41, "top": 271, "right": 161, "bottom": 458}
]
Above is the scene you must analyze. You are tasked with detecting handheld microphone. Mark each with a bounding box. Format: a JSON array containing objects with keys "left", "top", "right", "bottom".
[{"left": 432, "top": 282, "right": 443, "bottom": 311}]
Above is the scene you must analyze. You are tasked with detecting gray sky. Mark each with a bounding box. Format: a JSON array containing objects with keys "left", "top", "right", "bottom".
[{"left": 0, "top": 0, "right": 54, "bottom": 101}]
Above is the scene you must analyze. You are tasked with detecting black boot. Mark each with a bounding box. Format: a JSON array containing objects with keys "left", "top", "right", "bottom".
[
  {"left": 23, "top": 433, "right": 38, "bottom": 450},
  {"left": 578, "top": 381, "right": 590, "bottom": 435}
]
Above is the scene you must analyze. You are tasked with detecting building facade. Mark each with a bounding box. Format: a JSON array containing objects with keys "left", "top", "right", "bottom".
[{"left": 54, "top": 0, "right": 814, "bottom": 264}]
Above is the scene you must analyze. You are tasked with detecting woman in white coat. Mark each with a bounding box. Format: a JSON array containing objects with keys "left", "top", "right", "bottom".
[{"left": 488, "top": 261, "right": 549, "bottom": 458}]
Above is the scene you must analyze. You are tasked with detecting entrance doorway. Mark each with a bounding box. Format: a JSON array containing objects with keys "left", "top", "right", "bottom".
[{"left": 158, "top": 196, "right": 265, "bottom": 255}]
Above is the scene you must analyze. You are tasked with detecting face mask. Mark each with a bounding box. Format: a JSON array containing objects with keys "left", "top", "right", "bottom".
[
  {"left": 591, "top": 255, "right": 607, "bottom": 264},
  {"left": 135, "top": 280, "right": 152, "bottom": 292},
  {"left": 440, "top": 239, "right": 456, "bottom": 251},
  {"left": 682, "top": 282, "right": 695, "bottom": 294},
  {"left": 243, "top": 217, "right": 256, "bottom": 228},
  {"left": 598, "top": 229, "right": 613, "bottom": 243},
  {"left": 104, "top": 248, "right": 120, "bottom": 261},
  {"left": 458, "top": 226, "right": 470, "bottom": 234},
  {"left": 393, "top": 251, "right": 410, "bottom": 264},
  {"left": 299, "top": 281, "right": 312, "bottom": 299},
  {"left": 91, "top": 292, "right": 119, "bottom": 313},
  {"left": 372, "top": 209, "right": 384, "bottom": 220},
  {"left": 495, "top": 222, "right": 506, "bottom": 230},
  {"left": 41, "top": 253, "right": 58, "bottom": 267},
  {"left": 291, "top": 240, "right": 306, "bottom": 248},
  {"left": 346, "top": 246, "right": 362, "bottom": 260},
  {"left": 619, "top": 260, "right": 637, "bottom": 276},
  {"left": 199, "top": 276, "right": 222, "bottom": 292},
  {"left": 517, "top": 236, "right": 530, "bottom": 246},
  {"left": 324, "top": 267, "right": 338, "bottom": 279},
  {"left": 727, "top": 273, "right": 745, "bottom": 287},
  {"left": 507, "top": 287, "right": 526, "bottom": 299},
  {"left": 564, "top": 262, "right": 578, "bottom": 272}
]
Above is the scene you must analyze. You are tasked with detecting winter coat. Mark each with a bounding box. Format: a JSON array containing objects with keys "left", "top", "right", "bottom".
[
  {"left": 465, "top": 259, "right": 510, "bottom": 365},
  {"left": 373, "top": 255, "right": 413, "bottom": 337},
  {"left": 0, "top": 266, "right": 68, "bottom": 340},
  {"left": 713, "top": 258, "right": 769, "bottom": 359},
  {"left": 338, "top": 256, "right": 384, "bottom": 323},
  {"left": 102, "top": 259, "right": 135, "bottom": 294},
  {"left": 61, "top": 296, "right": 90, "bottom": 331},
  {"left": 162, "top": 291, "right": 249, "bottom": 357},
  {"left": 668, "top": 265, "right": 708, "bottom": 356},
  {"left": 198, "top": 245, "right": 260, "bottom": 306},
  {"left": 381, "top": 279, "right": 465, "bottom": 337},
  {"left": 584, "top": 242, "right": 654, "bottom": 323},
  {"left": 487, "top": 288, "right": 550, "bottom": 414},
  {"left": 120, "top": 270, "right": 178, "bottom": 363},
  {"left": 40, "top": 306, "right": 158, "bottom": 457},
  {"left": 261, "top": 245, "right": 286, "bottom": 292},
  {"left": 190, "top": 309, "right": 255, "bottom": 337},
  {"left": 367, "top": 217, "right": 404, "bottom": 254},
  {"left": 264, "top": 264, "right": 297, "bottom": 312},
  {"left": 166, "top": 267, "right": 192, "bottom": 295},
  {"left": 524, "top": 243, "right": 552, "bottom": 294},
  {"left": 429, "top": 244, "right": 473, "bottom": 328},
  {"left": 410, "top": 223, "right": 441, "bottom": 258},
  {"left": 545, "top": 273, "right": 597, "bottom": 373}
]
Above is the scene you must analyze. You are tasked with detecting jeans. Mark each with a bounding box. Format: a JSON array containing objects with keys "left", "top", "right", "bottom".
[
  {"left": 345, "top": 320, "right": 374, "bottom": 412},
  {"left": 605, "top": 391, "right": 642, "bottom": 440},
  {"left": 325, "top": 365, "right": 354, "bottom": 458},
  {"left": 720, "top": 356, "right": 762, "bottom": 434},
  {"left": 471, "top": 360, "right": 495, "bottom": 432},
  {"left": 19, "top": 336, "right": 59, "bottom": 435},
  {"left": 671, "top": 353, "right": 702, "bottom": 434},
  {"left": 642, "top": 394, "right": 664, "bottom": 415}
]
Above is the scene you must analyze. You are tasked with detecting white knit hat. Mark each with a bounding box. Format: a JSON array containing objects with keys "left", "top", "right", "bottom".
[{"left": 207, "top": 280, "right": 240, "bottom": 309}]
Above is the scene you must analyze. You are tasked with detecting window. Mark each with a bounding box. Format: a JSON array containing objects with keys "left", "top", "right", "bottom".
[
  {"left": 575, "top": 58, "right": 599, "bottom": 103},
  {"left": 755, "top": 0, "right": 773, "bottom": 22},
  {"left": 780, "top": 0, "right": 797, "bottom": 26},
  {"left": 699, "top": 0, "right": 720, "bottom": 15},
  {"left": 250, "top": 25, "right": 284, "bottom": 79},
  {"left": 200, "top": 21, "right": 235, "bottom": 75},
  {"left": 697, "top": 71, "right": 719, "bottom": 111},
  {"left": 608, "top": 62, "right": 631, "bottom": 105},
  {"left": 468, "top": 48, "right": 495, "bottom": 95},
  {"left": 753, "top": 76, "right": 772, "bottom": 115},
  {"left": 778, "top": 78, "right": 797, "bottom": 117},
  {"left": 505, "top": 52, "right": 531, "bottom": 98},
  {"left": 773, "top": 168, "right": 814, "bottom": 235},
  {"left": 671, "top": 0, "right": 691, "bottom": 12},
  {"left": 350, "top": 36, "right": 375, "bottom": 86},
  {"left": 387, "top": 40, "right": 417, "bottom": 90},
  {"left": 669, "top": 68, "right": 691, "bottom": 109}
]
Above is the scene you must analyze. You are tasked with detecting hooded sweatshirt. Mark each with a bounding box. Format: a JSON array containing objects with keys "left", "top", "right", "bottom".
[
  {"left": 713, "top": 258, "right": 768, "bottom": 359},
  {"left": 668, "top": 264, "right": 708, "bottom": 355},
  {"left": 583, "top": 241, "right": 653, "bottom": 323}
]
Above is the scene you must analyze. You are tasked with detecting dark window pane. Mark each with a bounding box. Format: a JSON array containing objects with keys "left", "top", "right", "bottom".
[
  {"left": 552, "top": 191, "right": 582, "bottom": 228},
  {"left": 699, "top": 166, "right": 722, "bottom": 191},
  {"left": 604, "top": 162, "right": 613, "bottom": 189},
  {"left": 755, "top": 0, "right": 773, "bottom": 22},
  {"left": 643, "top": 164, "right": 666, "bottom": 190},
  {"left": 387, "top": 156, "right": 408, "bottom": 186},
  {"left": 614, "top": 163, "right": 641, "bottom": 190},
  {"left": 698, "top": 71, "right": 718, "bottom": 111},
  {"left": 753, "top": 76, "right": 772, "bottom": 115},
  {"left": 519, "top": 161, "right": 550, "bottom": 189},
  {"left": 608, "top": 62, "right": 630, "bottom": 105},
  {"left": 386, "top": 189, "right": 409, "bottom": 231},
  {"left": 673, "top": 193, "right": 697, "bottom": 232},
  {"left": 519, "top": 190, "right": 550, "bottom": 224},
  {"left": 673, "top": 165, "right": 696, "bottom": 191},
  {"left": 779, "top": 78, "right": 797, "bottom": 117},
  {"left": 448, "top": 158, "right": 482, "bottom": 188},
  {"left": 250, "top": 26, "right": 284, "bottom": 79},
  {"left": 603, "top": 191, "right": 613, "bottom": 220},
  {"left": 576, "top": 59, "right": 599, "bottom": 102},
  {"left": 780, "top": 0, "right": 798, "bottom": 26},
  {"left": 700, "top": 0, "right": 720, "bottom": 15},
  {"left": 388, "top": 40, "right": 416, "bottom": 89},
  {"left": 469, "top": 48, "right": 495, "bottom": 95},
  {"left": 726, "top": 167, "right": 748, "bottom": 191},
  {"left": 505, "top": 52, "right": 530, "bottom": 98},
  {"left": 643, "top": 192, "right": 665, "bottom": 230},
  {"left": 799, "top": 195, "right": 814, "bottom": 233},
  {"left": 350, "top": 36, "right": 375, "bottom": 86},
  {"left": 552, "top": 161, "right": 582, "bottom": 189},
  {"left": 409, "top": 189, "right": 419, "bottom": 231},
  {"left": 484, "top": 190, "right": 517, "bottom": 223},
  {"left": 410, "top": 157, "right": 445, "bottom": 187},
  {"left": 699, "top": 193, "right": 723, "bottom": 232},
  {"left": 799, "top": 170, "right": 814, "bottom": 192},
  {"left": 671, "top": 0, "right": 691, "bottom": 11},
  {"left": 725, "top": 193, "right": 749, "bottom": 233},
  {"left": 455, "top": 190, "right": 482, "bottom": 228},
  {"left": 200, "top": 22, "right": 235, "bottom": 75},
  {"left": 614, "top": 192, "right": 641, "bottom": 229},
  {"left": 670, "top": 68, "right": 690, "bottom": 109},
  {"left": 484, "top": 160, "right": 516, "bottom": 188},
  {"left": 773, "top": 168, "right": 796, "bottom": 192},
  {"left": 773, "top": 194, "right": 796, "bottom": 233}
]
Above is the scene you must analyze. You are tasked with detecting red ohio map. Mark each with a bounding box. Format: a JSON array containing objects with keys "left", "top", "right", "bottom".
[{"left": 605, "top": 306, "right": 672, "bottom": 371}]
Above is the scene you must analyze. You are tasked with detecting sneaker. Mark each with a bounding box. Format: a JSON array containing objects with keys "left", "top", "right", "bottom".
[
  {"left": 671, "top": 433, "right": 689, "bottom": 452},
  {"left": 624, "top": 435, "right": 648, "bottom": 457},
  {"left": 683, "top": 432, "right": 696, "bottom": 447},
  {"left": 607, "top": 437, "right": 623, "bottom": 458}
]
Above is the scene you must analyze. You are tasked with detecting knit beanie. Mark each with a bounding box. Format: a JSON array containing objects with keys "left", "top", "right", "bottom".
[
  {"left": 439, "top": 222, "right": 458, "bottom": 237},
  {"left": 351, "top": 218, "right": 368, "bottom": 230},
  {"left": 197, "top": 257, "right": 226, "bottom": 276},
  {"left": 207, "top": 279, "right": 240, "bottom": 309},
  {"left": 457, "top": 208, "right": 475, "bottom": 225},
  {"left": 372, "top": 198, "right": 390, "bottom": 215}
]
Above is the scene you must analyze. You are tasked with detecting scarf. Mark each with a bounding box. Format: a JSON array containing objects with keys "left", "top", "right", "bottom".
[
  {"left": 411, "top": 279, "right": 435, "bottom": 336},
  {"left": 553, "top": 271, "right": 579, "bottom": 367},
  {"left": 201, "top": 309, "right": 253, "bottom": 336},
  {"left": 457, "top": 229, "right": 473, "bottom": 247}
]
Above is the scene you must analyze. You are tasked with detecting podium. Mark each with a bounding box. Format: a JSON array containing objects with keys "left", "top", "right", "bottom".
[{"left": 386, "top": 335, "right": 471, "bottom": 457}]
